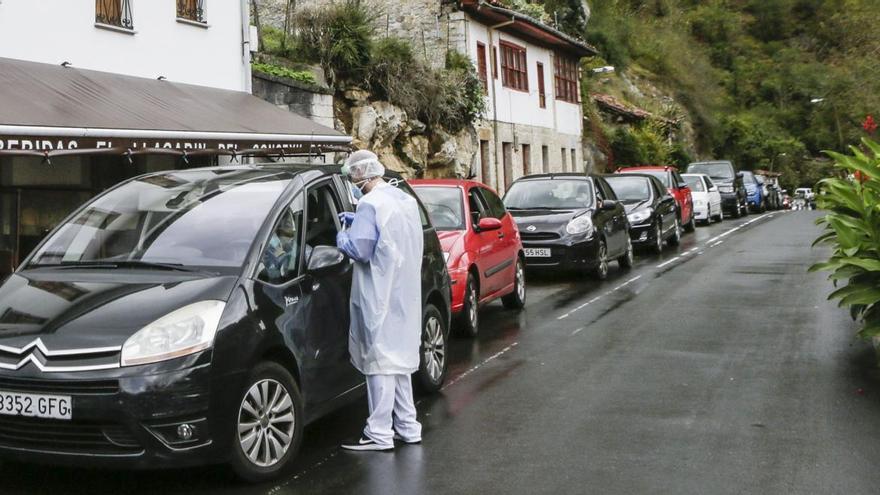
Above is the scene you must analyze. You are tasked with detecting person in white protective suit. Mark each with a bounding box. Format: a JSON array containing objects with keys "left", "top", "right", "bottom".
[{"left": 336, "top": 150, "right": 424, "bottom": 451}]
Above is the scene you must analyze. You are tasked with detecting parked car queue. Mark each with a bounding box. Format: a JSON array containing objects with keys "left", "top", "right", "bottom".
[
  {"left": 412, "top": 159, "right": 791, "bottom": 343},
  {"left": 0, "top": 158, "right": 788, "bottom": 482}
]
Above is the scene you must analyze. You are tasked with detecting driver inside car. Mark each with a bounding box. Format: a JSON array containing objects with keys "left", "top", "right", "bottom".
[{"left": 263, "top": 213, "right": 299, "bottom": 280}]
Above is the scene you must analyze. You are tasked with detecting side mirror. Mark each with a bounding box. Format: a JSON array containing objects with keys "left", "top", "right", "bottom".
[
  {"left": 307, "top": 246, "right": 347, "bottom": 275},
  {"left": 709, "top": 186, "right": 719, "bottom": 192},
  {"left": 477, "top": 217, "right": 503, "bottom": 231},
  {"left": 736, "top": 172, "right": 745, "bottom": 178},
  {"left": 600, "top": 200, "right": 618, "bottom": 211},
  {"left": 677, "top": 182, "right": 689, "bottom": 189}
]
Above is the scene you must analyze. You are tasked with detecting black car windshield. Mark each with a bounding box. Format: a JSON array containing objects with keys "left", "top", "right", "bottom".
[
  {"left": 413, "top": 186, "right": 464, "bottom": 230},
  {"left": 28, "top": 169, "right": 292, "bottom": 270},
  {"left": 504, "top": 179, "right": 594, "bottom": 210},
  {"left": 605, "top": 176, "right": 653, "bottom": 202},
  {"left": 682, "top": 175, "right": 706, "bottom": 192},
  {"left": 689, "top": 162, "right": 734, "bottom": 181}
]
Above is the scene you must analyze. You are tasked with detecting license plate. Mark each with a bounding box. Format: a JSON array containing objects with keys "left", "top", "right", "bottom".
[
  {"left": 524, "top": 248, "right": 551, "bottom": 258},
  {"left": 0, "top": 390, "right": 72, "bottom": 420}
]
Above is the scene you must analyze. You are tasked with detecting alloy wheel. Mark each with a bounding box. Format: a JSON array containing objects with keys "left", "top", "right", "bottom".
[
  {"left": 515, "top": 261, "right": 525, "bottom": 302},
  {"left": 238, "top": 379, "right": 296, "bottom": 468},
  {"left": 466, "top": 283, "right": 478, "bottom": 331},
  {"left": 423, "top": 315, "right": 446, "bottom": 383},
  {"left": 596, "top": 241, "right": 609, "bottom": 279}
]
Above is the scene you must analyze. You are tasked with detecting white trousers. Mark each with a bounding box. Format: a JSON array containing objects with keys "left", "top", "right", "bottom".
[{"left": 364, "top": 374, "right": 422, "bottom": 447}]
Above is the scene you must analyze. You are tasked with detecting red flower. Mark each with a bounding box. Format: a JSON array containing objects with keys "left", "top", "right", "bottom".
[{"left": 863, "top": 115, "right": 877, "bottom": 134}]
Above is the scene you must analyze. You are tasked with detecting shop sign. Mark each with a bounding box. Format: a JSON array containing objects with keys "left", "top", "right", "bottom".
[{"left": 0, "top": 137, "right": 334, "bottom": 153}]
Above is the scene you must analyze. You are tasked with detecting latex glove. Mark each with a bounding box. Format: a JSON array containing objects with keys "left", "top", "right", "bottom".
[{"left": 338, "top": 211, "right": 355, "bottom": 227}]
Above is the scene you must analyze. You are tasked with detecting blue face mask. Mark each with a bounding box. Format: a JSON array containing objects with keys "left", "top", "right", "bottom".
[{"left": 350, "top": 182, "right": 364, "bottom": 200}]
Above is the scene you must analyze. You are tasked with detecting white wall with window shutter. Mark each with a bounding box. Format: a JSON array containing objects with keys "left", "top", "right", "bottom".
[
  {"left": 463, "top": 14, "right": 583, "bottom": 137},
  {"left": 0, "top": 0, "right": 249, "bottom": 91}
]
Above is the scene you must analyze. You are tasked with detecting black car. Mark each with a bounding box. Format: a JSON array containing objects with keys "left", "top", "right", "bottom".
[
  {"left": 686, "top": 160, "right": 748, "bottom": 218},
  {"left": 503, "top": 173, "right": 632, "bottom": 280},
  {"left": 605, "top": 174, "right": 679, "bottom": 254},
  {"left": 0, "top": 164, "right": 450, "bottom": 482}
]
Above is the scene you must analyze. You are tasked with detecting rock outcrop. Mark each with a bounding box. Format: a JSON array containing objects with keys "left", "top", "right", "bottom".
[{"left": 338, "top": 89, "right": 477, "bottom": 178}]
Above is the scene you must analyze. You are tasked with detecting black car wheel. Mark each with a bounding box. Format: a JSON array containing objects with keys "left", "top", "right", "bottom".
[
  {"left": 501, "top": 258, "right": 526, "bottom": 309},
  {"left": 457, "top": 274, "right": 479, "bottom": 337},
  {"left": 417, "top": 303, "right": 448, "bottom": 393},
  {"left": 652, "top": 222, "right": 664, "bottom": 254},
  {"left": 592, "top": 239, "right": 609, "bottom": 280},
  {"left": 618, "top": 236, "right": 634, "bottom": 269},
  {"left": 231, "top": 361, "right": 304, "bottom": 483},
  {"left": 668, "top": 217, "right": 681, "bottom": 247}
]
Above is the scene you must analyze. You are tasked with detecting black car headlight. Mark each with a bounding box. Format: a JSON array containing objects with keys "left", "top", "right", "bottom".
[
  {"left": 719, "top": 185, "right": 734, "bottom": 193},
  {"left": 121, "top": 301, "right": 226, "bottom": 367},
  {"left": 565, "top": 215, "right": 595, "bottom": 236},
  {"left": 627, "top": 209, "right": 652, "bottom": 225}
]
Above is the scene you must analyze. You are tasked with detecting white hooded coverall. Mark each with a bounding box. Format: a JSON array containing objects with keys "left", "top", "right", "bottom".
[{"left": 337, "top": 182, "right": 424, "bottom": 446}]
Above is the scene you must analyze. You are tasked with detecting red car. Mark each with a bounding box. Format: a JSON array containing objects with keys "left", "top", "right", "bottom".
[
  {"left": 617, "top": 165, "right": 696, "bottom": 232},
  {"left": 411, "top": 179, "right": 526, "bottom": 337}
]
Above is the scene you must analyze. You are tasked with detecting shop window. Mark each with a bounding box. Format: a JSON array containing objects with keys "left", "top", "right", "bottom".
[
  {"left": 555, "top": 56, "right": 579, "bottom": 103},
  {"left": 177, "top": 0, "right": 207, "bottom": 24},
  {"left": 96, "top": 0, "right": 134, "bottom": 30},
  {"left": 500, "top": 41, "right": 528, "bottom": 92}
]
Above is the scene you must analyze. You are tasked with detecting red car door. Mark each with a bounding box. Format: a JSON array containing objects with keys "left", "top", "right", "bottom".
[
  {"left": 467, "top": 186, "right": 510, "bottom": 296},
  {"left": 476, "top": 186, "right": 519, "bottom": 294},
  {"left": 671, "top": 169, "right": 693, "bottom": 222}
]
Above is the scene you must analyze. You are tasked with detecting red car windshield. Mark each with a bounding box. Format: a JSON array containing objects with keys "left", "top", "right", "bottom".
[
  {"left": 413, "top": 186, "right": 465, "bottom": 231},
  {"left": 633, "top": 169, "right": 670, "bottom": 187}
]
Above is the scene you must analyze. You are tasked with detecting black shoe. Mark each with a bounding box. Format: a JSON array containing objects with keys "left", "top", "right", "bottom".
[
  {"left": 393, "top": 433, "right": 422, "bottom": 444},
  {"left": 341, "top": 436, "right": 394, "bottom": 451}
]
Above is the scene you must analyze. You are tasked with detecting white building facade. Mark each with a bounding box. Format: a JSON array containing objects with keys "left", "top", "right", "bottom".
[
  {"left": 452, "top": 1, "right": 591, "bottom": 191},
  {"left": 0, "top": 0, "right": 253, "bottom": 91}
]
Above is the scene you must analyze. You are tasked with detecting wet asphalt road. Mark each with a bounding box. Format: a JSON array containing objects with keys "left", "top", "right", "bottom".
[{"left": 5, "top": 209, "right": 880, "bottom": 494}]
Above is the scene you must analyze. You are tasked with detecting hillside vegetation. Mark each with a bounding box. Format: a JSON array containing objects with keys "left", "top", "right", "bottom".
[{"left": 525, "top": 0, "right": 880, "bottom": 189}]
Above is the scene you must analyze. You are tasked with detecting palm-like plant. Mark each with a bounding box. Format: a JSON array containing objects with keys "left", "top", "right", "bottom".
[{"left": 811, "top": 138, "right": 880, "bottom": 339}]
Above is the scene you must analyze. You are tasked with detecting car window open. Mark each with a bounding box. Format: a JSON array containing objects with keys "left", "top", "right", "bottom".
[
  {"left": 305, "top": 184, "right": 342, "bottom": 250},
  {"left": 259, "top": 195, "right": 305, "bottom": 285}
]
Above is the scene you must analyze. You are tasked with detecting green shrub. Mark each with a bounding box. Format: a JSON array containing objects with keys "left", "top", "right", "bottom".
[
  {"left": 365, "top": 38, "right": 425, "bottom": 111},
  {"left": 811, "top": 138, "right": 880, "bottom": 339},
  {"left": 251, "top": 63, "right": 317, "bottom": 85},
  {"left": 290, "top": 0, "right": 374, "bottom": 88},
  {"left": 364, "top": 43, "right": 485, "bottom": 134}
]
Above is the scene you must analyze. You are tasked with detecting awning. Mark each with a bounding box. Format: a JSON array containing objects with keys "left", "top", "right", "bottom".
[{"left": 0, "top": 57, "right": 350, "bottom": 158}]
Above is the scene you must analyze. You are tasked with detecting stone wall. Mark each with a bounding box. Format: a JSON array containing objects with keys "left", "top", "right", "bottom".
[
  {"left": 256, "top": 0, "right": 455, "bottom": 69},
  {"left": 251, "top": 72, "right": 335, "bottom": 130}
]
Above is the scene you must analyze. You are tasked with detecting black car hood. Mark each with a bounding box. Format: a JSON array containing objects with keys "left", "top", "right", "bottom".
[
  {"left": 0, "top": 270, "right": 239, "bottom": 350},
  {"left": 621, "top": 200, "right": 650, "bottom": 214},
  {"left": 510, "top": 208, "right": 590, "bottom": 232}
]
